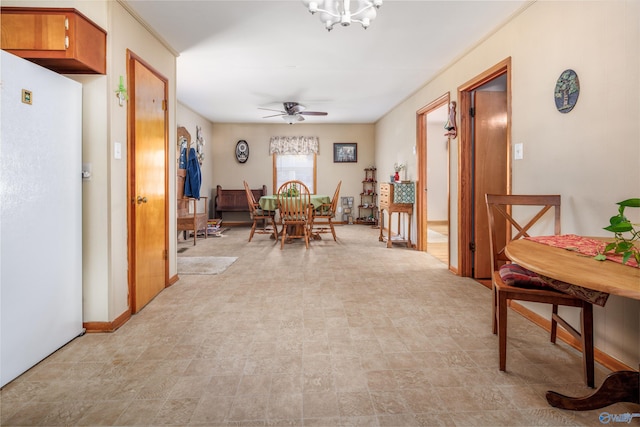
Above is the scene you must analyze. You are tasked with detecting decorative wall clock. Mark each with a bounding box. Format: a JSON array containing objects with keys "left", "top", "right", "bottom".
[
  {"left": 554, "top": 69, "right": 580, "bottom": 113},
  {"left": 235, "top": 140, "right": 249, "bottom": 163}
]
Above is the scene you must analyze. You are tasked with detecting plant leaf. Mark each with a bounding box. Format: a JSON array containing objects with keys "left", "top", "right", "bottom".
[
  {"left": 617, "top": 198, "right": 640, "bottom": 208},
  {"left": 594, "top": 254, "right": 607, "bottom": 261},
  {"left": 617, "top": 241, "right": 634, "bottom": 251},
  {"left": 604, "top": 222, "right": 633, "bottom": 233}
]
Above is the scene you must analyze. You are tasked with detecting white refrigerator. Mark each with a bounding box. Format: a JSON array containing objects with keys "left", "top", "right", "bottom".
[{"left": 0, "top": 51, "right": 84, "bottom": 387}]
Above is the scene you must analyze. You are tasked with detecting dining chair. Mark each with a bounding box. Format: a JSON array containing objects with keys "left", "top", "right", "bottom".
[
  {"left": 277, "top": 180, "right": 311, "bottom": 249},
  {"left": 243, "top": 181, "right": 278, "bottom": 242},
  {"left": 485, "top": 194, "right": 596, "bottom": 387},
  {"left": 310, "top": 180, "right": 341, "bottom": 241}
]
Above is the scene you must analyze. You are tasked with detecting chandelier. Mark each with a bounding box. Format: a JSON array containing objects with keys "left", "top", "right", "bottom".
[{"left": 302, "top": 0, "right": 383, "bottom": 31}]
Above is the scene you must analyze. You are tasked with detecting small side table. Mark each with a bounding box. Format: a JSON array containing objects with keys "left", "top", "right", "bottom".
[{"left": 379, "top": 182, "right": 414, "bottom": 248}]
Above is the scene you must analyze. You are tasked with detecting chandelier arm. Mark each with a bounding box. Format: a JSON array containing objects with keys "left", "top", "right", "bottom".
[
  {"left": 313, "top": 8, "right": 341, "bottom": 19},
  {"left": 351, "top": 4, "right": 374, "bottom": 17}
]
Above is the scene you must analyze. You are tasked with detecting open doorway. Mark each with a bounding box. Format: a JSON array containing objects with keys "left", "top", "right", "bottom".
[{"left": 416, "top": 93, "right": 450, "bottom": 266}]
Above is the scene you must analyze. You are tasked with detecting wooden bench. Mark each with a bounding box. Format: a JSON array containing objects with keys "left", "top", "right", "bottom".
[{"left": 214, "top": 184, "right": 267, "bottom": 219}]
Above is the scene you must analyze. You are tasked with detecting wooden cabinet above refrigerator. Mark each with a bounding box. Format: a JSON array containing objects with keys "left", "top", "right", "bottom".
[{"left": 1, "top": 7, "right": 106, "bottom": 74}]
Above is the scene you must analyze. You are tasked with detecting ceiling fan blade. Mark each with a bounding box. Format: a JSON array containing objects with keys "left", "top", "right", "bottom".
[
  {"left": 259, "top": 107, "right": 285, "bottom": 113},
  {"left": 262, "top": 113, "right": 285, "bottom": 118},
  {"left": 299, "top": 111, "right": 328, "bottom": 116}
]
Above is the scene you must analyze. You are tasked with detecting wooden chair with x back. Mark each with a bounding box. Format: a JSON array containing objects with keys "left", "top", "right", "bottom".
[{"left": 485, "top": 194, "right": 601, "bottom": 387}]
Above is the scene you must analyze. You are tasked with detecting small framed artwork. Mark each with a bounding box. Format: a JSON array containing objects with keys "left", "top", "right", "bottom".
[{"left": 333, "top": 143, "right": 357, "bottom": 163}]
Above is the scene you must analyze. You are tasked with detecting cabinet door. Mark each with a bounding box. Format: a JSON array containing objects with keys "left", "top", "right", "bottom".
[
  {"left": 1, "top": 13, "right": 67, "bottom": 51},
  {"left": 0, "top": 7, "right": 107, "bottom": 74}
]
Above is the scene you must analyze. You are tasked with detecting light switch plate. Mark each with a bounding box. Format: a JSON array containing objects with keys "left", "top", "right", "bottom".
[
  {"left": 114, "top": 142, "right": 122, "bottom": 159},
  {"left": 514, "top": 143, "right": 523, "bottom": 160}
]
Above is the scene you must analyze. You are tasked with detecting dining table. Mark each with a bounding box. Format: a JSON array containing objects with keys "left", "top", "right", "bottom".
[
  {"left": 258, "top": 194, "right": 330, "bottom": 212},
  {"left": 505, "top": 236, "right": 640, "bottom": 411}
]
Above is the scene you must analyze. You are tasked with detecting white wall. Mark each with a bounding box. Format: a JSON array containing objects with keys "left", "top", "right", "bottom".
[
  {"left": 426, "top": 105, "right": 449, "bottom": 222},
  {"left": 376, "top": 0, "right": 640, "bottom": 368}
]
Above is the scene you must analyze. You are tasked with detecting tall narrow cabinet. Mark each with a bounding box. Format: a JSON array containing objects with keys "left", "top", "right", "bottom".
[{"left": 357, "top": 168, "right": 378, "bottom": 225}]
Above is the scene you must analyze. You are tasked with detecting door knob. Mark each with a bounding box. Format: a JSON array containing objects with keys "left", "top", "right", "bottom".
[{"left": 137, "top": 196, "right": 148, "bottom": 204}]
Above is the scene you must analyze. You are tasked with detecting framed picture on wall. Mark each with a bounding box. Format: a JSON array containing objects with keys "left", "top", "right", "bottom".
[{"left": 333, "top": 143, "right": 357, "bottom": 163}]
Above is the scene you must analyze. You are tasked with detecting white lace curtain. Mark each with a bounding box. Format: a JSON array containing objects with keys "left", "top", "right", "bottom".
[{"left": 269, "top": 136, "right": 319, "bottom": 155}]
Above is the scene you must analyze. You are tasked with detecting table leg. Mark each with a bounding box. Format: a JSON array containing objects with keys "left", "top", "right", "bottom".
[
  {"left": 387, "top": 211, "right": 394, "bottom": 248},
  {"left": 546, "top": 371, "right": 639, "bottom": 411}
]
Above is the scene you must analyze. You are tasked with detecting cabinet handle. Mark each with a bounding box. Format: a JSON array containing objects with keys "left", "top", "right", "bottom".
[
  {"left": 137, "top": 196, "right": 148, "bottom": 204},
  {"left": 65, "top": 36, "right": 69, "bottom": 49}
]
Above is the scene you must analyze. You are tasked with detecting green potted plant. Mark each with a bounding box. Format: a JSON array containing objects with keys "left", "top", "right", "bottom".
[{"left": 596, "top": 198, "right": 640, "bottom": 266}]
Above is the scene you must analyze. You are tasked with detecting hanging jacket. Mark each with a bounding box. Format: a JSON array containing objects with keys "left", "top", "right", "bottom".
[{"left": 184, "top": 147, "right": 201, "bottom": 199}]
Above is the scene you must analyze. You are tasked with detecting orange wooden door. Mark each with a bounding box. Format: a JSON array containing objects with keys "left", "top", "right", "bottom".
[
  {"left": 473, "top": 91, "right": 508, "bottom": 279},
  {"left": 129, "top": 55, "right": 168, "bottom": 313}
]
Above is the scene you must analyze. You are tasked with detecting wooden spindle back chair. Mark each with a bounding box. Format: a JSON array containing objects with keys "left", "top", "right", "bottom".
[{"left": 277, "top": 180, "right": 311, "bottom": 249}]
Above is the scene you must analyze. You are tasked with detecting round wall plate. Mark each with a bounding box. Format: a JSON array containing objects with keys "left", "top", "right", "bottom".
[
  {"left": 554, "top": 69, "right": 580, "bottom": 113},
  {"left": 235, "top": 140, "right": 249, "bottom": 163}
]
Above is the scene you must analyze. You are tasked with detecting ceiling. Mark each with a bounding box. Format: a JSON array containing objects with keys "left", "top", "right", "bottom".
[{"left": 122, "top": 0, "right": 529, "bottom": 124}]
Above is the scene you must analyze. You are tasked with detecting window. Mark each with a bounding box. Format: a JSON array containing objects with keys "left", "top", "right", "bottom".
[{"left": 273, "top": 153, "right": 316, "bottom": 193}]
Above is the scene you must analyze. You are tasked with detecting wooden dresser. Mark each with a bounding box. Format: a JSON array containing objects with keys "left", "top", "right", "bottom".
[{"left": 379, "top": 182, "right": 415, "bottom": 248}]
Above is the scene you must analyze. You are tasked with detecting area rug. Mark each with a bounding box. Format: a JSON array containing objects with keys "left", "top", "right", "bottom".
[{"left": 177, "top": 256, "right": 237, "bottom": 275}]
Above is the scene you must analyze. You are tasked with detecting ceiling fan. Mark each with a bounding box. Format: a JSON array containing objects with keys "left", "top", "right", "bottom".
[{"left": 260, "top": 102, "right": 328, "bottom": 124}]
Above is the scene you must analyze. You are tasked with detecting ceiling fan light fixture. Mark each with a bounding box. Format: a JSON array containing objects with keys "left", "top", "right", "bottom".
[
  {"left": 302, "top": 0, "right": 382, "bottom": 31},
  {"left": 283, "top": 114, "right": 303, "bottom": 124}
]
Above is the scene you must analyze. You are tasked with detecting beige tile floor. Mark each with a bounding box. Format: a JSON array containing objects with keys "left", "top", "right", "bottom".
[{"left": 1, "top": 225, "right": 637, "bottom": 426}]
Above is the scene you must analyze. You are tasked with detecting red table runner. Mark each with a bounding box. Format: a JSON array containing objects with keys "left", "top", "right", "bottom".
[{"left": 526, "top": 234, "right": 638, "bottom": 268}]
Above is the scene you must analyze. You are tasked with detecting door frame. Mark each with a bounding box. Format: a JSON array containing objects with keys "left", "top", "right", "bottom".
[
  {"left": 457, "top": 57, "right": 512, "bottom": 277},
  {"left": 416, "top": 92, "right": 450, "bottom": 256},
  {"left": 126, "top": 50, "right": 170, "bottom": 313}
]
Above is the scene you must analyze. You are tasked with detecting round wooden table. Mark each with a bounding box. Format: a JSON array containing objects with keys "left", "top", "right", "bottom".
[{"left": 505, "top": 238, "right": 640, "bottom": 410}]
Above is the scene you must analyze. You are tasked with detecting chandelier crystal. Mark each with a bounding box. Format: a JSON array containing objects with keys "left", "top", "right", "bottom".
[{"left": 302, "top": 0, "right": 383, "bottom": 31}]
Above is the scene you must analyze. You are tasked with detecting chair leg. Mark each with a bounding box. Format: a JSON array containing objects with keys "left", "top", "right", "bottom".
[
  {"left": 492, "top": 283, "right": 498, "bottom": 335},
  {"left": 249, "top": 220, "right": 257, "bottom": 242},
  {"left": 271, "top": 218, "right": 278, "bottom": 242},
  {"left": 280, "top": 223, "right": 286, "bottom": 250},
  {"left": 329, "top": 219, "right": 336, "bottom": 241},
  {"left": 550, "top": 304, "right": 559, "bottom": 344},
  {"left": 498, "top": 290, "right": 508, "bottom": 371},
  {"left": 581, "top": 303, "right": 595, "bottom": 388}
]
